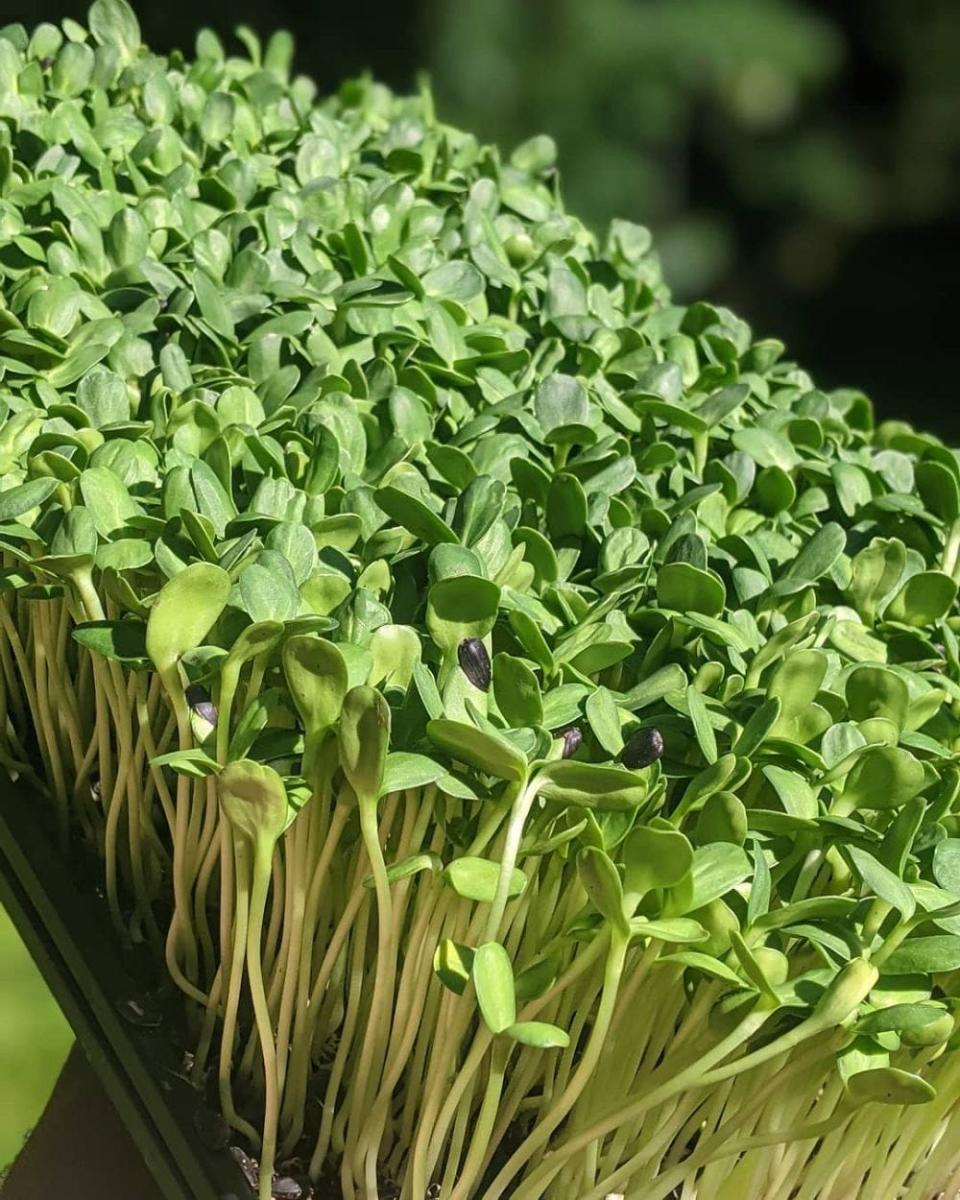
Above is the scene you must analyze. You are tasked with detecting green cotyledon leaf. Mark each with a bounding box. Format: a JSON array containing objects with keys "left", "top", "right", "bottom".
[
  {"left": 339, "top": 685, "right": 390, "bottom": 804},
  {"left": 443, "top": 857, "right": 527, "bottom": 904},
  {"left": 427, "top": 719, "right": 527, "bottom": 782},
  {"left": 473, "top": 942, "right": 516, "bottom": 1034},
  {"left": 662, "top": 843, "right": 752, "bottom": 917},
  {"left": 218, "top": 758, "right": 289, "bottom": 846},
  {"left": 282, "top": 636, "right": 348, "bottom": 736},
  {"left": 885, "top": 571, "right": 957, "bottom": 627},
  {"left": 577, "top": 846, "right": 629, "bottom": 937},
  {"left": 146, "top": 563, "right": 231, "bottom": 676},
  {"left": 536, "top": 760, "right": 649, "bottom": 812}
]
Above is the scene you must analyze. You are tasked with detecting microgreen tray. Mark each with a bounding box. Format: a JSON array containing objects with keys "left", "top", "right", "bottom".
[{"left": 0, "top": 779, "right": 251, "bottom": 1200}]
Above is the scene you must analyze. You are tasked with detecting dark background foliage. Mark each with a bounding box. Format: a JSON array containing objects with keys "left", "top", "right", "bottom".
[{"left": 8, "top": 0, "right": 960, "bottom": 434}]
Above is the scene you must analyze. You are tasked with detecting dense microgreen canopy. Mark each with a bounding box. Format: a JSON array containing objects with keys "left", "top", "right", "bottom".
[{"left": 3, "top": 3, "right": 960, "bottom": 1198}]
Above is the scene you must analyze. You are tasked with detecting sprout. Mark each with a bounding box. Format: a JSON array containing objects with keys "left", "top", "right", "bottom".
[{"left": 1, "top": 4, "right": 959, "bottom": 1199}]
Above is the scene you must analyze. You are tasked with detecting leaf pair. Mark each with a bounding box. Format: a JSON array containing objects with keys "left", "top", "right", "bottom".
[{"left": 472, "top": 942, "right": 568, "bottom": 1047}]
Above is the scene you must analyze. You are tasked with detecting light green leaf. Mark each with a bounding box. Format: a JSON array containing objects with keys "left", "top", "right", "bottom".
[
  {"left": 473, "top": 942, "right": 516, "bottom": 1034},
  {"left": 146, "top": 563, "right": 230, "bottom": 676},
  {"left": 443, "top": 857, "right": 527, "bottom": 904}
]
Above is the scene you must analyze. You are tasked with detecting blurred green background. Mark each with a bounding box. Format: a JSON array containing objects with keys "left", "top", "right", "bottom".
[
  {"left": 2, "top": 0, "right": 959, "bottom": 1166},
  {"left": 427, "top": 0, "right": 960, "bottom": 436},
  {"left": 0, "top": 908, "right": 72, "bottom": 1170}
]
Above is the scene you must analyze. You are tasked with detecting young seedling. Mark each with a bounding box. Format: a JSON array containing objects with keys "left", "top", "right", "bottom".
[
  {"left": 337, "top": 685, "right": 394, "bottom": 1196},
  {"left": 218, "top": 758, "right": 291, "bottom": 1200},
  {"left": 276, "top": 637, "right": 349, "bottom": 1139},
  {"left": 146, "top": 563, "right": 230, "bottom": 995}
]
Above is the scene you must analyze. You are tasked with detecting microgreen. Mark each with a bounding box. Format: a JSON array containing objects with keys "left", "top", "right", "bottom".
[{"left": 3, "top": 4, "right": 960, "bottom": 1198}]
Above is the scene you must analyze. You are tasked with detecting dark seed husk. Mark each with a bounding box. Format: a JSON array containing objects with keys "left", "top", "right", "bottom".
[
  {"left": 457, "top": 637, "right": 491, "bottom": 691},
  {"left": 230, "top": 1146, "right": 259, "bottom": 1189},
  {"left": 186, "top": 683, "right": 218, "bottom": 726},
  {"left": 620, "top": 727, "right": 664, "bottom": 769},
  {"left": 559, "top": 726, "right": 583, "bottom": 758}
]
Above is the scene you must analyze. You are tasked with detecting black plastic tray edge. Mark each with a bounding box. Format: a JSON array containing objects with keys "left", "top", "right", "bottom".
[{"left": 0, "top": 778, "right": 251, "bottom": 1200}]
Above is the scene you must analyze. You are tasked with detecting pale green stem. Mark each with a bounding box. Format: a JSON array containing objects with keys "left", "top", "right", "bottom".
[
  {"left": 484, "top": 931, "right": 630, "bottom": 1200},
  {"left": 218, "top": 836, "right": 260, "bottom": 1147},
  {"left": 309, "top": 896, "right": 372, "bottom": 1178},
  {"left": 248, "top": 836, "right": 281, "bottom": 1200},
  {"left": 163, "top": 684, "right": 203, "bottom": 999},
  {"left": 484, "top": 776, "right": 535, "bottom": 942},
  {"left": 447, "top": 1040, "right": 510, "bottom": 1200},
  {"left": 510, "top": 1005, "right": 775, "bottom": 1200},
  {"left": 278, "top": 799, "right": 351, "bottom": 1152},
  {"left": 340, "top": 795, "right": 397, "bottom": 1200}
]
